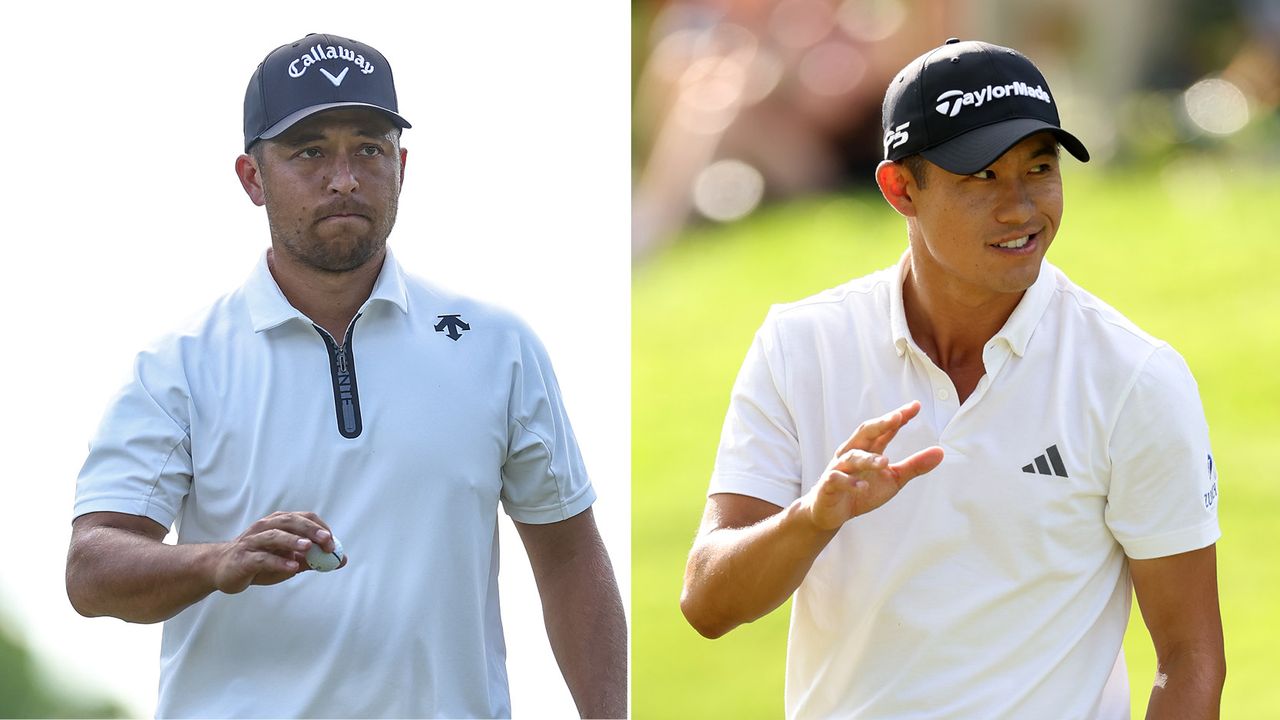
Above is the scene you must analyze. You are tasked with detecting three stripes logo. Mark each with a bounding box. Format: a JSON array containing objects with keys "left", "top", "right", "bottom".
[{"left": 1022, "top": 444, "right": 1068, "bottom": 478}]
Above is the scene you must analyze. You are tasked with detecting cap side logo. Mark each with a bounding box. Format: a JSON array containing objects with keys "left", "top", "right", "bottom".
[
  {"left": 883, "top": 122, "right": 910, "bottom": 153},
  {"left": 288, "top": 42, "right": 376, "bottom": 79},
  {"left": 935, "top": 81, "right": 1051, "bottom": 117}
]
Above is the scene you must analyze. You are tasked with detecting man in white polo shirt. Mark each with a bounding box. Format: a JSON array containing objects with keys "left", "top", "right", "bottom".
[
  {"left": 66, "top": 33, "right": 625, "bottom": 719},
  {"left": 681, "top": 39, "right": 1223, "bottom": 718}
]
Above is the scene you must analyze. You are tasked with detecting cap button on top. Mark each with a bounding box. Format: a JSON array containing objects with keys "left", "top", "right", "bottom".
[{"left": 945, "top": 37, "right": 960, "bottom": 44}]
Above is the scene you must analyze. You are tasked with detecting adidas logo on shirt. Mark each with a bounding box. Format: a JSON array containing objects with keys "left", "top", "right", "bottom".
[{"left": 1022, "top": 444, "right": 1068, "bottom": 478}]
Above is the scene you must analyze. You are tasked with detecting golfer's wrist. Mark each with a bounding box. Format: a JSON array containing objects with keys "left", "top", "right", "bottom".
[{"left": 788, "top": 497, "right": 841, "bottom": 542}]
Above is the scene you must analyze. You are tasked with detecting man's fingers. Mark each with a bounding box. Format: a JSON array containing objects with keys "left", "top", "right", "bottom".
[
  {"left": 836, "top": 401, "right": 924, "bottom": 455},
  {"left": 890, "top": 446, "right": 945, "bottom": 483},
  {"left": 865, "top": 400, "right": 925, "bottom": 454},
  {"left": 245, "top": 528, "right": 313, "bottom": 556},
  {"left": 832, "top": 448, "right": 889, "bottom": 476},
  {"left": 822, "top": 470, "right": 868, "bottom": 490},
  {"left": 235, "top": 549, "right": 299, "bottom": 577},
  {"left": 837, "top": 412, "right": 899, "bottom": 455},
  {"left": 215, "top": 536, "right": 311, "bottom": 594},
  {"left": 252, "top": 512, "right": 335, "bottom": 550},
  {"left": 896, "top": 400, "right": 923, "bottom": 423}
]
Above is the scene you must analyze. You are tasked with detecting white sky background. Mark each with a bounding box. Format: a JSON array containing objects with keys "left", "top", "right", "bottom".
[{"left": 0, "top": 3, "right": 629, "bottom": 717}]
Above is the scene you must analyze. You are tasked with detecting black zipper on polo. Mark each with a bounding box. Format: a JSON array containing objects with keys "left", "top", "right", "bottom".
[{"left": 314, "top": 313, "right": 364, "bottom": 439}]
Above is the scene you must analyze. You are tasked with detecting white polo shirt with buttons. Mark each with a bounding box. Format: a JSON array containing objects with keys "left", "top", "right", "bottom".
[
  {"left": 74, "top": 248, "right": 595, "bottom": 719},
  {"left": 710, "top": 253, "right": 1219, "bottom": 720}
]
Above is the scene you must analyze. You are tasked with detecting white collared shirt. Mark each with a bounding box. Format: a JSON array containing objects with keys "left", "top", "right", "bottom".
[
  {"left": 710, "top": 254, "right": 1219, "bottom": 719},
  {"left": 75, "top": 249, "right": 595, "bottom": 718}
]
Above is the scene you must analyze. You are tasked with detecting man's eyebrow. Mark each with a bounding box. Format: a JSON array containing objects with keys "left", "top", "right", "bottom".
[
  {"left": 278, "top": 127, "right": 391, "bottom": 146},
  {"left": 353, "top": 126, "right": 395, "bottom": 141},
  {"left": 278, "top": 130, "right": 327, "bottom": 147},
  {"left": 1029, "top": 142, "right": 1060, "bottom": 159}
]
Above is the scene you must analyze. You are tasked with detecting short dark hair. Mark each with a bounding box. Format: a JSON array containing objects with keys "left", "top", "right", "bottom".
[{"left": 899, "top": 154, "right": 929, "bottom": 189}]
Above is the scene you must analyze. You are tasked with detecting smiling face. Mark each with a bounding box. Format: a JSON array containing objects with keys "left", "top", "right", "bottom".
[
  {"left": 900, "top": 132, "right": 1064, "bottom": 303},
  {"left": 240, "top": 108, "right": 407, "bottom": 274}
]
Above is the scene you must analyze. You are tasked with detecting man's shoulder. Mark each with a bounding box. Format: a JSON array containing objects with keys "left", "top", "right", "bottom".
[
  {"left": 768, "top": 264, "right": 898, "bottom": 328},
  {"left": 1045, "top": 265, "right": 1167, "bottom": 353},
  {"left": 1040, "top": 264, "right": 1207, "bottom": 401},
  {"left": 138, "top": 287, "right": 251, "bottom": 360}
]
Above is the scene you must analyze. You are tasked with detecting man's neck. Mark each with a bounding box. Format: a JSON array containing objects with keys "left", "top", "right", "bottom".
[
  {"left": 266, "top": 246, "right": 385, "bottom": 341},
  {"left": 901, "top": 253, "right": 1024, "bottom": 375}
]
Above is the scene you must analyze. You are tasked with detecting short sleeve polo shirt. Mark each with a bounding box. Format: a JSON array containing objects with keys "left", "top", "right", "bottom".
[
  {"left": 74, "top": 249, "right": 595, "bottom": 719},
  {"left": 710, "top": 254, "right": 1219, "bottom": 720}
]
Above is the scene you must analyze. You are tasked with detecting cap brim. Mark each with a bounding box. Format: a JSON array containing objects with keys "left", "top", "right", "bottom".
[
  {"left": 921, "top": 117, "right": 1089, "bottom": 175},
  {"left": 250, "top": 102, "right": 412, "bottom": 150}
]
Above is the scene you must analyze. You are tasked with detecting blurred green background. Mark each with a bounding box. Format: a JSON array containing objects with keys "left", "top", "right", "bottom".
[
  {"left": 0, "top": 610, "right": 126, "bottom": 718},
  {"left": 632, "top": 0, "right": 1280, "bottom": 716}
]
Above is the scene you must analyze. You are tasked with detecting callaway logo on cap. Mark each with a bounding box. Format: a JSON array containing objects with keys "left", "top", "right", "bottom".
[
  {"left": 881, "top": 38, "right": 1088, "bottom": 175},
  {"left": 243, "top": 33, "right": 412, "bottom": 152}
]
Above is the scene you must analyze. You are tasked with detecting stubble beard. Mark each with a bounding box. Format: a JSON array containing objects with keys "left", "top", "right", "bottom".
[{"left": 265, "top": 192, "right": 399, "bottom": 275}]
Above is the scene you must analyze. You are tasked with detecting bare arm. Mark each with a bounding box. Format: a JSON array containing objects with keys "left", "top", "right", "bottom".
[
  {"left": 515, "top": 508, "right": 627, "bottom": 719},
  {"left": 1132, "top": 545, "right": 1225, "bottom": 719},
  {"left": 66, "top": 510, "right": 342, "bottom": 624},
  {"left": 680, "top": 401, "right": 944, "bottom": 639}
]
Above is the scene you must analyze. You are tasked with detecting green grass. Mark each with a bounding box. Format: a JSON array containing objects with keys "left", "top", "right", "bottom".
[{"left": 633, "top": 164, "right": 1280, "bottom": 718}]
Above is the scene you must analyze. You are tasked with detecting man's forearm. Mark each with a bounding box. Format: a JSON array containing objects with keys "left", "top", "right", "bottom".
[
  {"left": 1145, "top": 650, "right": 1225, "bottom": 720},
  {"left": 66, "top": 525, "right": 219, "bottom": 624},
  {"left": 681, "top": 499, "right": 836, "bottom": 639},
  {"left": 536, "top": 539, "right": 627, "bottom": 718}
]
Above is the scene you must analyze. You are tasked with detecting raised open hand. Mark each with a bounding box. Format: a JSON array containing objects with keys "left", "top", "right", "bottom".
[{"left": 802, "top": 401, "right": 945, "bottom": 531}]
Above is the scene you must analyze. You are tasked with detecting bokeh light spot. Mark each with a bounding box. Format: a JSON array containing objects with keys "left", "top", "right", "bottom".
[
  {"left": 799, "top": 41, "right": 866, "bottom": 96},
  {"left": 837, "top": 0, "right": 906, "bottom": 42},
  {"left": 769, "top": 0, "right": 836, "bottom": 49},
  {"left": 693, "top": 160, "right": 766, "bottom": 222},
  {"left": 1183, "top": 78, "right": 1250, "bottom": 136}
]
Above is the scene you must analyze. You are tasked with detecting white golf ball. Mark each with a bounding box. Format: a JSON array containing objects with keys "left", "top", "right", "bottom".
[{"left": 305, "top": 537, "right": 345, "bottom": 572}]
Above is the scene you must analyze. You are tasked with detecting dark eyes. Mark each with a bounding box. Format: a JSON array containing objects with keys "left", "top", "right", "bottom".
[
  {"left": 969, "top": 163, "right": 1053, "bottom": 180},
  {"left": 294, "top": 145, "right": 384, "bottom": 159}
]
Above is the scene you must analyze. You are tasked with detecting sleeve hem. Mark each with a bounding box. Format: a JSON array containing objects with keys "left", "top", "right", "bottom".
[
  {"left": 503, "top": 483, "right": 596, "bottom": 525},
  {"left": 1120, "top": 520, "right": 1220, "bottom": 560},
  {"left": 708, "top": 472, "right": 799, "bottom": 509},
  {"left": 72, "top": 498, "right": 175, "bottom": 530}
]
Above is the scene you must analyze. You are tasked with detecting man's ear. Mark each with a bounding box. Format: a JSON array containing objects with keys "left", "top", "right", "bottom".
[
  {"left": 235, "top": 153, "right": 267, "bottom": 207},
  {"left": 875, "top": 160, "right": 918, "bottom": 218},
  {"left": 398, "top": 146, "right": 408, "bottom": 187}
]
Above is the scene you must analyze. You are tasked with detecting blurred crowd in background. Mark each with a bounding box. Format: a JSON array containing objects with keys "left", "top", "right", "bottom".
[{"left": 632, "top": 0, "right": 1280, "bottom": 257}]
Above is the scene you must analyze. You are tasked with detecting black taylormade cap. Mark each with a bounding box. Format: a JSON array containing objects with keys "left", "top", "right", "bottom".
[
  {"left": 882, "top": 38, "right": 1088, "bottom": 175},
  {"left": 243, "top": 33, "right": 412, "bottom": 152}
]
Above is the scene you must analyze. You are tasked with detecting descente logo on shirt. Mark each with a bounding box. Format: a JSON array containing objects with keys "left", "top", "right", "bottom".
[{"left": 288, "top": 43, "right": 375, "bottom": 79}]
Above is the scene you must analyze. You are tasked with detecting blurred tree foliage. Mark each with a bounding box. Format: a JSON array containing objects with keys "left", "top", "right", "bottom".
[{"left": 0, "top": 620, "right": 126, "bottom": 719}]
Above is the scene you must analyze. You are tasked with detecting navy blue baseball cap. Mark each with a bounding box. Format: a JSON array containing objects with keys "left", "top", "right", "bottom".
[
  {"left": 882, "top": 38, "right": 1088, "bottom": 175},
  {"left": 243, "top": 33, "right": 412, "bottom": 152}
]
